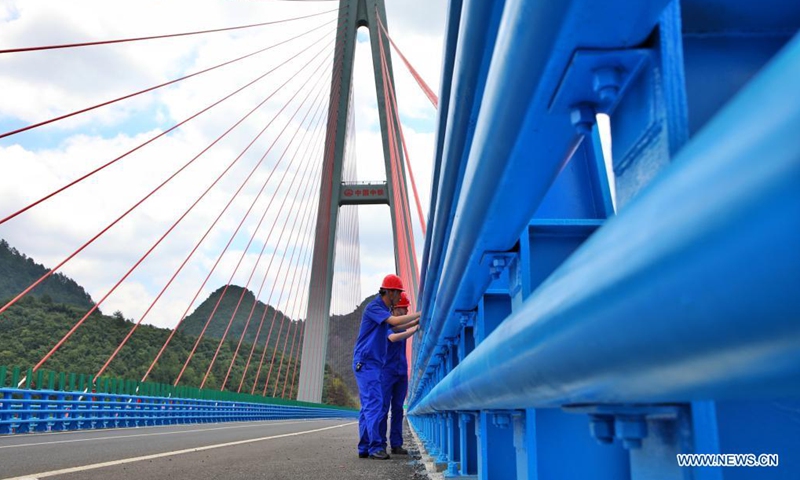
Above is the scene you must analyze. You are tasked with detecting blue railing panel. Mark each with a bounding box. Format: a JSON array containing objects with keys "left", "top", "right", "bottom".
[{"left": 0, "top": 388, "right": 356, "bottom": 435}]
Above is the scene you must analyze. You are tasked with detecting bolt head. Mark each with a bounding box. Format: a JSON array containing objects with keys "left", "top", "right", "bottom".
[
  {"left": 570, "top": 103, "right": 596, "bottom": 134},
  {"left": 615, "top": 416, "right": 648, "bottom": 440},
  {"left": 589, "top": 416, "right": 615, "bottom": 444},
  {"left": 492, "top": 413, "right": 511, "bottom": 428},
  {"left": 593, "top": 67, "right": 622, "bottom": 92}
]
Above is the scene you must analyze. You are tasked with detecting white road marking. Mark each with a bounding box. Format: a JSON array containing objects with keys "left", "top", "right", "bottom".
[
  {"left": 0, "top": 419, "right": 312, "bottom": 450},
  {"left": 2, "top": 421, "right": 356, "bottom": 480},
  {"left": 0, "top": 418, "right": 303, "bottom": 440}
]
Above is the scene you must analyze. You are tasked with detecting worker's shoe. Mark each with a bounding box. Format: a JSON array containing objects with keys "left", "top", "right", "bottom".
[
  {"left": 391, "top": 447, "right": 409, "bottom": 455},
  {"left": 358, "top": 452, "right": 369, "bottom": 459},
  {"left": 369, "top": 450, "right": 391, "bottom": 460}
]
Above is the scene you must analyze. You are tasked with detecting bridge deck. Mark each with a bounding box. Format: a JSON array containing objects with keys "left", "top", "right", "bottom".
[{"left": 0, "top": 419, "right": 427, "bottom": 480}]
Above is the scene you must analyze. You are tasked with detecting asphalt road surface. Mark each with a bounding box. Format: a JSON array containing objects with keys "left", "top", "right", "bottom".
[{"left": 0, "top": 419, "right": 428, "bottom": 479}]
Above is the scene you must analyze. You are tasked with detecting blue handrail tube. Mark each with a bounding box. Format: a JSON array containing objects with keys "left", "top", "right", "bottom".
[
  {"left": 418, "top": 0, "right": 462, "bottom": 297},
  {"left": 411, "top": 33, "right": 800, "bottom": 414},
  {"left": 411, "top": 0, "right": 671, "bottom": 403}
]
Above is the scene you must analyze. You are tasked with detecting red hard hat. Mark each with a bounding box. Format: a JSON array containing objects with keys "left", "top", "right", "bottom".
[
  {"left": 381, "top": 274, "right": 405, "bottom": 291},
  {"left": 395, "top": 292, "right": 411, "bottom": 308}
]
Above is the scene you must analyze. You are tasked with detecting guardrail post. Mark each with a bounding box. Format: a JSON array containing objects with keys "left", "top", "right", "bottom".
[
  {"left": 434, "top": 412, "right": 448, "bottom": 470},
  {"left": 427, "top": 361, "right": 444, "bottom": 459},
  {"left": 525, "top": 408, "right": 632, "bottom": 480},
  {"left": 474, "top": 293, "right": 515, "bottom": 479},
  {"left": 511, "top": 411, "right": 529, "bottom": 480},
  {"left": 444, "top": 412, "right": 461, "bottom": 476},
  {"left": 475, "top": 293, "right": 510, "bottom": 345},
  {"left": 433, "top": 341, "right": 459, "bottom": 472},
  {"left": 450, "top": 315, "right": 478, "bottom": 478},
  {"left": 0, "top": 388, "right": 10, "bottom": 435},
  {"left": 476, "top": 411, "right": 516, "bottom": 479},
  {"left": 441, "top": 337, "right": 462, "bottom": 477},
  {"left": 688, "top": 400, "right": 800, "bottom": 480},
  {"left": 457, "top": 412, "right": 478, "bottom": 477}
]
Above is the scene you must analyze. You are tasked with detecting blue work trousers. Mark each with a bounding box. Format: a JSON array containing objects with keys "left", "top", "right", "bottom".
[
  {"left": 379, "top": 371, "right": 408, "bottom": 449},
  {"left": 354, "top": 361, "right": 384, "bottom": 455}
]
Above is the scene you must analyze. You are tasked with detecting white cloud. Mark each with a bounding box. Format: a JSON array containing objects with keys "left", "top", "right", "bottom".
[{"left": 0, "top": 0, "right": 445, "bottom": 344}]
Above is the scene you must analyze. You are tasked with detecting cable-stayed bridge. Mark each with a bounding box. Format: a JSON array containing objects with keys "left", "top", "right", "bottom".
[{"left": 0, "top": 0, "right": 798, "bottom": 478}]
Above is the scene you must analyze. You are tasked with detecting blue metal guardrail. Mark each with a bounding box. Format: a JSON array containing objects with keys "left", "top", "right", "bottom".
[
  {"left": 0, "top": 387, "right": 357, "bottom": 435},
  {"left": 0, "top": 366, "right": 356, "bottom": 436},
  {"left": 410, "top": 0, "right": 800, "bottom": 479}
]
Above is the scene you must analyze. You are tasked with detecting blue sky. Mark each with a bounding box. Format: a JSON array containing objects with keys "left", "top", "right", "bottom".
[{"left": 0, "top": 0, "right": 445, "bottom": 327}]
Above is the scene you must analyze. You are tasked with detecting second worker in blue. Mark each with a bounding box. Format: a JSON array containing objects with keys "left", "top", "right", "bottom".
[
  {"left": 379, "top": 291, "right": 419, "bottom": 455},
  {"left": 353, "top": 274, "right": 420, "bottom": 460}
]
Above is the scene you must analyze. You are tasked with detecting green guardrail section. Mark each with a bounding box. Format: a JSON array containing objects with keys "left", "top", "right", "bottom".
[{"left": 0, "top": 365, "right": 357, "bottom": 412}]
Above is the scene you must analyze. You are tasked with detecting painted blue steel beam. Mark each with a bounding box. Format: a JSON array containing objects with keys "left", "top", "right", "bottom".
[
  {"left": 418, "top": 0, "right": 504, "bottom": 332},
  {"left": 418, "top": 0, "right": 462, "bottom": 297},
  {"left": 411, "top": 33, "right": 800, "bottom": 414},
  {"left": 411, "top": 0, "right": 672, "bottom": 402}
]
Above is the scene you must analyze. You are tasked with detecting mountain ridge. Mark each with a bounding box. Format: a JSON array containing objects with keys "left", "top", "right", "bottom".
[{"left": 0, "top": 239, "right": 359, "bottom": 407}]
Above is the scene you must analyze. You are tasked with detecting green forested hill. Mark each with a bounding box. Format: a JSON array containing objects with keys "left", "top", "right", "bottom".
[
  {"left": 0, "top": 295, "right": 302, "bottom": 397},
  {"left": 0, "top": 239, "right": 359, "bottom": 407},
  {"left": 178, "top": 285, "right": 291, "bottom": 352},
  {"left": 0, "top": 239, "right": 94, "bottom": 310},
  {"left": 178, "top": 285, "right": 364, "bottom": 407},
  {"left": 327, "top": 295, "right": 375, "bottom": 397}
]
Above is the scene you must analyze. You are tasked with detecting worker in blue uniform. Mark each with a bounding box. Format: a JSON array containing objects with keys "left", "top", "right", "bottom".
[
  {"left": 353, "top": 274, "right": 420, "bottom": 460},
  {"left": 379, "top": 291, "right": 419, "bottom": 455}
]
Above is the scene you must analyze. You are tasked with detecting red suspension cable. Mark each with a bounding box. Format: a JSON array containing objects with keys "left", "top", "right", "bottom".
[
  {"left": 276, "top": 260, "right": 311, "bottom": 399},
  {"left": 199, "top": 85, "right": 329, "bottom": 390},
  {"left": 0, "top": 30, "right": 334, "bottom": 227},
  {"left": 378, "top": 32, "right": 424, "bottom": 272},
  {"left": 173, "top": 53, "right": 334, "bottom": 387},
  {"left": 280, "top": 319, "right": 302, "bottom": 398},
  {"left": 376, "top": 14, "right": 419, "bottom": 310},
  {"left": 375, "top": 12, "right": 438, "bottom": 109},
  {"left": 34, "top": 49, "right": 333, "bottom": 375},
  {"left": 262, "top": 167, "right": 323, "bottom": 397},
  {"left": 272, "top": 206, "right": 320, "bottom": 397},
  {"left": 247, "top": 100, "right": 328, "bottom": 393},
  {"left": 380, "top": 47, "right": 427, "bottom": 236},
  {"left": 248, "top": 91, "right": 331, "bottom": 395},
  {"left": 0, "top": 22, "right": 337, "bottom": 141},
  {"left": 95, "top": 53, "right": 332, "bottom": 383},
  {"left": 210, "top": 83, "right": 331, "bottom": 391},
  {"left": 297, "top": 31, "right": 345, "bottom": 398},
  {"left": 1, "top": 37, "right": 313, "bottom": 319},
  {"left": 273, "top": 320, "right": 297, "bottom": 397},
  {"left": 262, "top": 315, "right": 288, "bottom": 395},
  {"left": 288, "top": 321, "right": 306, "bottom": 398},
  {"left": 378, "top": 17, "right": 426, "bottom": 244},
  {"left": 141, "top": 46, "right": 334, "bottom": 384},
  {"left": 262, "top": 188, "right": 321, "bottom": 395},
  {"left": 227, "top": 94, "right": 330, "bottom": 392},
  {"left": 0, "top": 8, "right": 337, "bottom": 54},
  {"left": 237, "top": 52, "right": 339, "bottom": 393},
  {"left": 249, "top": 152, "right": 324, "bottom": 395},
  {"left": 376, "top": 16, "right": 420, "bottom": 254}
]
